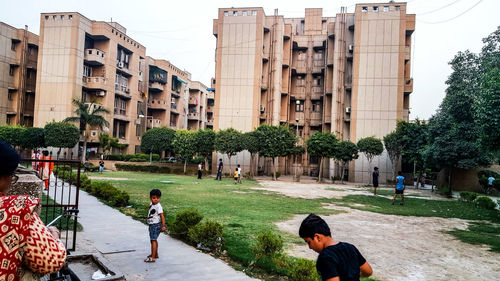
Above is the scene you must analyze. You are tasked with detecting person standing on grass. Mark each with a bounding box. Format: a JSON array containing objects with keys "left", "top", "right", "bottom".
[
  {"left": 234, "top": 168, "right": 239, "bottom": 184},
  {"left": 299, "top": 214, "right": 373, "bottom": 281},
  {"left": 198, "top": 162, "right": 203, "bottom": 179},
  {"left": 392, "top": 171, "right": 405, "bottom": 205},
  {"left": 372, "top": 167, "right": 379, "bottom": 196},
  {"left": 215, "top": 158, "right": 223, "bottom": 180},
  {"left": 145, "top": 189, "right": 166, "bottom": 263},
  {"left": 99, "top": 159, "right": 105, "bottom": 174},
  {"left": 237, "top": 164, "right": 242, "bottom": 184}
]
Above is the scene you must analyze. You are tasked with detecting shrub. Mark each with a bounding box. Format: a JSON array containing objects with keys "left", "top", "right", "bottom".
[
  {"left": 188, "top": 220, "right": 224, "bottom": 254},
  {"left": 475, "top": 196, "right": 497, "bottom": 210},
  {"left": 289, "top": 258, "right": 320, "bottom": 281},
  {"left": 107, "top": 154, "right": 124, "bottom": 161},
  {"left": 331, "top": 176, "right": 341, "bottom": 182},
  {"left": 275, "top": 171, "right": 281, "bottom": 179},
  {"left": 459, "top": 191, "right": 478, "bottom": 202},
  {"left": 252, "top": 231, "right": 283, "bottom": 259},
  {"left": 80, "top": 174, "right": 91, "bottom": 190},
  {"left": 112, "top": 191, "right": 130, "bottom": 207},
  {"left": 170, "top": 209, "right": 203, "bottom": 238},
  {"left": 88, "top": 182, "right": 130, "bottom": 207}
]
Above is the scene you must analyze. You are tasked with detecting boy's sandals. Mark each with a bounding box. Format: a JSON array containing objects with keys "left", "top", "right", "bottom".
[{"left": 144, "top": 257, "right": 155, "bottom": 263}]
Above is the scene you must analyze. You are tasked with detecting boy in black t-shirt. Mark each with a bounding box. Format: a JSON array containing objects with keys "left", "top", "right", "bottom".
[{"left": 299, "top": 214, "right": 373, "bottom": 281}]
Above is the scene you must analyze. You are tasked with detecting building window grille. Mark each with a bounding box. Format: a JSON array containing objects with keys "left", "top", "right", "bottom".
[
  {"left": 295, "top": 102, "right": 304, "bottom": 112},
  {"left": 252, "top": 10, "right": 257, "bottom": 16},
  {"left": 233, "top": 11, "right": 238, "bottom": 16},
  {"left": 362, "top": 7, "right": 368, "bottom": 12},
  {"left": 383, "top": 6, "right": 389, "bottom": 12},
  {"left": 242, "top": 11, "right": 247, "bottom": 16},
  {"left": 224, "top": 11, "right": 229, "bottom": 16},
  {"left": 373, "top": 6, "right": 378, "bottom": 12}
]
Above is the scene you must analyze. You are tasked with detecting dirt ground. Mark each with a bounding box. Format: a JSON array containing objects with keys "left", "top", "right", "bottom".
[{"left": 253, "top": 181, "right": 500, "bottom": 281}]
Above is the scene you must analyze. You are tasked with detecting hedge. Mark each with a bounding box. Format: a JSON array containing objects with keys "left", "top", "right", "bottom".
[
  {"left": 106, "top": 153, "right": 160, "bottom": 162},
  {"left": 115, "top": 164, "right": 209, "bottom": 176}
]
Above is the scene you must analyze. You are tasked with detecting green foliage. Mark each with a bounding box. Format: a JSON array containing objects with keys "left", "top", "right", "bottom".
[
  {"left": 44, "top": 122, "right": 80, "bottom": 148},
  {"left": 188, "top": 220, "right": 224, "bottom": 254},
  {"left": 99, "top": 133, "right": 125, "bottom": 155},
  {"left": 20, "top": 127, "right": 45, "bottom": 149},
  {"left": 215, "top": 128, "right": 244, "bottom": 158},
  {"left": 289, "top": 258, "right": 320, "bottom": 281},
  {"left": 114, "top": 163, "right": 209, "bottom": 176},
  {"left": 140, "top": 127, "right": 176, "bottom": 154},
  {"left": 383, "top": 131, "right": 402, "bottom": 167},
  {"left": 173, "top": 130, "right": 198, "bottom": 162},
  {"left": 357, "top": 136, "right": 383, "bottom": 163},
  {"left": 254, "top": 124, "right": 297, "bottom": 158},
  {"left": 170, "top": 209, "right": 204, "bottom": 238},
  {"left": 448, "top": 222, "right": 500, "bottom": 252},
  {"left": 88, "top": 181, "right": 130, "bottom": 207},
  {"left": 395, "top": 120, "right": 428, "bottom": 169},
  {"left": 252, "top": 231, "right": 283, "bottom": 259},
  {"left": 334, "top": 141, "right": 359, "bottom": 164},
  {"left": 459, "top": 191, "right": 478, "bottom": 202},
  {"left": 306, "top": 132, "right": 338, "bottom": 158},
  {"left": 0, "top": 126, "right": 26, "bottom": 147},
  {"left": 195, "top": 129, "right": 216, "bottom": 159},
  {"left": 475, "top": 196, "right": 497, "bottom": 210},
  {"left": 241, "top": 131, "right": 260, "bottom": 154}
]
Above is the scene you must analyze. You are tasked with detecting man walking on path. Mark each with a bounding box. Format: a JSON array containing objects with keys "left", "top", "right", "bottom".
[
  {"left": 372, "top": 167, "right": 379, "bottom": 196},
  {"left": 392, "top": 171, "right": 405, "bottom": 205},
  {"left": 215, "top": 159, "right": 223, "bottom": 180}
]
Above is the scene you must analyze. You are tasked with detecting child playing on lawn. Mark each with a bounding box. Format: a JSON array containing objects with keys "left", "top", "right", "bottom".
[
  {"left": 237, "top": 164, "right": 242, "bottom": 184},
  {"left": 392, "top": 171, "right": 405, "bottom": 205},
  {"left": 234, "top": 168, "right": 239, "bottom": 184},
  {"left": 145, "top": 189, "right": 166, "bottom": 263},
  {"left": 299, "top": 214, "right": 373, "bottom": 281}
]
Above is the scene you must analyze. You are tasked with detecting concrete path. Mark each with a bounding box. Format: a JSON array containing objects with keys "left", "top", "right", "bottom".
[{"left": 46, "top": 181, "right": 258, "bottom": 281}]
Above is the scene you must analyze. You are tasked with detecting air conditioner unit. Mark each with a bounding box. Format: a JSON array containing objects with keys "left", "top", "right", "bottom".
[
  {"left": 118, "top": 61, "right": 124, "bottom": 68},
  {"left": 125, "top": 88, "right": 130, "bottom": 93},
  {"left": 260, "top": 105, "right": 265, "bottom": 112},
  {"left": 345, "top": 107, "right": 351, "bottom": 114},
  {"left": 348, "top": 44, "right": 353, "bottom": 52},
  {"left": 97, "top": 91, "right": 106, "bottom": 97},
  {"left": 135, "top": 119, "right": 141, "bottom": 125}
]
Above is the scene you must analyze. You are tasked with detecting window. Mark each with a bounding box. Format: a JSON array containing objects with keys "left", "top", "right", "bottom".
[
  {"left": 312, "top": 102, "right": 321, "bottom": 112},
  {"left": 11, "top": 40, "right": 16, "bottom": 51},
  {"left": 373, "top": 6, "right": 378, "bottom": 12},
  {"left": 137, "top": 101, "right": 144, "bottom": 117},
  {"left": 113, "top": 120, "right": 127, "bottom": 139},
  {"left": 252, "top": 10, "right": 257, "bottom": 16},
  {"left": 242, "top": 11, "right": 247, "bottom": 16},
  {"left": 61, "top": 15, "right": 64, "bottom": 19},
  {"left": 314, "top": 50, "right": 323, "bottom": 60},
  {"left": 233, "top": 11, "right": 238, "bottom": 16},
  {"left": 114, "top": 96, "right": 127, "bottom": 115},
  {"left": 362, "top": 7, "right": 368, "bottom": 12},
  {"left": 53, "top": 15, "right": 56, "bottom": 20},
  {"left": 296, "top": 76, "right": 305, "bottom": 86},
  {"left": 295, "top": 101, "right": 304, "bottom": 112},
  {"left": 313, "top": 78, "right": 321, "bottom": 86},
  {"left": 8, "top": 92, "right": 13, "bottom": 101},
  {"left": 383, "top": 6, "right": 389, "bottom": 12},
  {"left": 9, "top": 65, "right": 15, "bottom": 76},
  {"left": 224, "top": 11, "right": 229, "bottom": 16},
  {"left": 45, "top": 16, "right": 49, "bottom": 20},
  {"left": 83, "top": 65, "right": 92, "bottom": 77},
  {"left": 298, "top": 51, "right": 306, "bottom": 60},
  {"left": 69, "top": 15, "right": 72, "bottom": 19},
  {"left": 395, "top": 6, "right": 400, "bottom": 11},
  {"left": 28, "top": 47, "right": 35, "bottom": 55}
]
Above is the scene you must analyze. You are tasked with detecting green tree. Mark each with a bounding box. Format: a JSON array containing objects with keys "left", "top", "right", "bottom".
[
  {"left": 383, "top": 131, "right": 403, "bottom": 183},
  {"left": 195, "top": 129, "right": 216, "bottom": 171},
  {"left": 21, "top": 127, "right": 45, "bottom": 151},
  {"left": 306, "top": 132, "right": 337, "bottom": 182},
  {"left": 475, "top": 27, "right": 500, "bottom": 156},
  {"left": 426, "top": 51, "right": 490, "bottom": 194},
  {"left": 64, "top": 99, "right": 109, "bottom": 163},
  {"left": 140, "top": 127, "right": 176, "bottom": 155},
  {"left": 241, "top": 131, "right": 260, "bottom": 177},
  {"left": 44, "top": 122, "right": 80, "bottom": 157},
  {"left": 173, "top": 130, "right": 198, "bottom": 173},
  {"left": 0, "top": 126, "right": 26, "bottom": 148},
  {"left": 334, "top": 141, "right": 359, "bottom": 183},
  {"left": 395, "top": 120, "right": 428, "bottom": 174},
  {"left": 214, "top": 128, "right": 244, "bottom": 173},
  {"left": 357, "top": 136, "right": 383, "bottom": 183},
  {"left": 254, "top": 124, "right": 296, "bottom": 180}
]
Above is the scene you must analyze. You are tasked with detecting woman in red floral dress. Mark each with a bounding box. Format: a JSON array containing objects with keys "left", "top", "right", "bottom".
[{"left": 0, "top": 141, "right": 66, "bottom": 281}]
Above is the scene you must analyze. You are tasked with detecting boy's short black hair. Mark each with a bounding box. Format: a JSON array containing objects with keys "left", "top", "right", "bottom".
[
  {"left": 237, "top": 164, "right": 240, "bottom": 167},
  {"left": 219, "top": 159, "right": 222, "bottom": 161},
  {"left": 0, "top": 141, "right": 20, "bottom": 176},
  {"left": 150, "top": 189, "right": 161, "bottom": 197},
  {"left": 235, "top": 168, "right": 238, "bottom": 171},
  {"left": 374, "top": 167, "right": 378, "bottom": 171},
  {"left": 299, "top": 214, "right": 331, "bottom": 239},
  {"left": 398, "top": 171, "right": 402, "bottom": 175}
]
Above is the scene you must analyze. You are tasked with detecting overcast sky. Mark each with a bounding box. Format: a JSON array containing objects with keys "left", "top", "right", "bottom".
[{"left": 1, "top": 0, "right": 498, "bottom": 120}]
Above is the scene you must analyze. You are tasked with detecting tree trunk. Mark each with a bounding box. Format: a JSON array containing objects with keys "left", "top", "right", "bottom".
[
  {"left": 318, "top": 157, "right": 323, "bottom": 182},
  {"left": 448, "top": 168, "right": 452, "bottom": 196},
  {"left": 184, "top": 160, "right": 187, "bottom": 174},
  {"left": 340, "top": 162, "right": 345, "bottom": 184},
  {"left": 273, "top": 157, "right": 277, "bottom": 181},
  {"left": 228, "top": 155, "right": 232, "bottom": 176},
  {"left": 249, "top": 153, "right": 254, "bottom": 177},
  {"left": 367, "top": 159, "right": 372, "bottom": 184},
  {"left": 204, "top": 158, "right": 209, "bottom": 172}
]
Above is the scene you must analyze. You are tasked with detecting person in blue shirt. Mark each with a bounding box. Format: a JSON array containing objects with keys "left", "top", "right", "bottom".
[{"left": 392, "top": 171, "right": 405, "bottom": 205}]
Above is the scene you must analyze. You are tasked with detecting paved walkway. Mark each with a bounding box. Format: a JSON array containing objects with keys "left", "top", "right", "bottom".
[{"left": 47, "top": 183, "right": 258, "bottom": 281}]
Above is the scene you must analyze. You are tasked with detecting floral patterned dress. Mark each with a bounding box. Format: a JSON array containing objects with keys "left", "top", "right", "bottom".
[{"left": 0, "top": 195, "right": 66, "bottom": 281}]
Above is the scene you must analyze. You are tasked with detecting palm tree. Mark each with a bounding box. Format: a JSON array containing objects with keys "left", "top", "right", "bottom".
[{"left": 64, "top": 98, "right": 109, "bottom": 163}]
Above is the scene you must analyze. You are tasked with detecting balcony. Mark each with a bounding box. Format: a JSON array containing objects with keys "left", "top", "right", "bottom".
[
  {"left": 207, "top": 105, "right": 214, "bottom": 113},
  {"left": 147, "top": 118, "right": 162, "bottom": 128},
  {"left": 83, "top": 76, "right": 107, "bottom": 91},
  {"left": 403, "top": 108, "right": 410, "bottom": 122},
  {"left": 188, "top": 97, "right": 199, "bottom": 106},
  {"left": 291, "top": 86, "right": 305, "bottom": 99},
  {"left": 291, "top": 61, "right": 307, "bottom": 74},
  {"left": 84, "top": 49, "right": 105, "bottom": 66},
  {"left": 114, "top": 83, "right": 131, "bottom": 99},
  {"left": 294, "top": 112, "right": 305, "bottom": 126},
  {"left": 149, "top": 81, "right": 164, "bottom": 92},
  {"left": 207, "top": 119, "right": 214, "bottom": 125},
  {"left": 113, "top": 109, "right": 130, "bottom": 122},
  {"left": 260, "top": 79, "right": 268, "bottom": 91},
  {"left": 170, "top": 104, "right": 179, "bottom": 115},
  {"left": 171, "top": 90, "right": 181, "bottom": 98},
  {"left": 404, "top": 78, "right": 413, "bottom": 94},
  {"left": 116, "top": 61, "right": 132, "bottom": 77},
  {"left": 188, "top": 112, "right": 200, "bottom": 120},
  {"left": 327, "top": 23, "right": 335, "bottom": 38},
  {"left": 25, "top": 79, "right": 36, "bottom": 93},
  {"left": 148, "top": 99, "right": 167, "bottom": 111},
  {"left": 405, "top": 46, "right": 411, "bottom": 61},
  {"left": 263, "top": 47, "right": 270, "bottom": 62},
  {"left": 324, "top": 115, "right": 331, "bottom": 124},
  {"left": 311, "top": 86, "right": 323, "bottom": 100},
  {"left": 312, "top": 60, "right": 324, "bottom": 74},
  {"left": 406, "top": 15, "right": 415, "bottom": 35}
]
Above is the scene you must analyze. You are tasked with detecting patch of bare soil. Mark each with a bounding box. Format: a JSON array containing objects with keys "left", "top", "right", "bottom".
[{"left": 256, "top": 180, "right": 500, "bottom": 281}]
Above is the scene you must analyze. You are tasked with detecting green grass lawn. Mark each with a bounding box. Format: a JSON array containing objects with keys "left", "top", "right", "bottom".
[
  {"left": 40, "top": 193, "right": 83, "bottom": 231},
  {"left": 91, "top": 171, "right": 337, "bottom": 265}
]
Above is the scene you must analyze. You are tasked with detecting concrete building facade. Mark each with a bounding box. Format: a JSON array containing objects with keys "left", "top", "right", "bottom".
[
  {"left": 0, "top": 22, "right": 38, "bottom": 126},
  {"left": 33, "top": 12, "right": 211, "bottom": 156},
  {"left": 212, "top": 2, "right": 414, "bottom": 182}
]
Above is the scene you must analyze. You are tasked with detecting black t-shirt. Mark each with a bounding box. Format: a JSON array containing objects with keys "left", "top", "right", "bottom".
[
  {"left": 316, "top": 242, "right": 367, "bottom": 281},
  {"left": 372, "top": 171, "right": 379, "bottom": 184}
]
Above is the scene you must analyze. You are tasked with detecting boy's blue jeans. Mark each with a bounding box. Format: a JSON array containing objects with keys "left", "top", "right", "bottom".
[{"left": 215, "top": 171, "right": 222, "bottom": 180}]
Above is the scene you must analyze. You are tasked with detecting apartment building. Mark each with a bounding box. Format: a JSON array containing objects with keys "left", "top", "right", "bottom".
[
  {"left": 206, "top": 80, "right": 215, "bottom": 130},
  {"left": 187, "top": 80, "right": 208, "bottom": 130},
  {"left": 0, "top": 22, "right": 38, "bottom": 126},
  {"left": 212, "top": 2, "right": 415, "bottom": 182},
  {"left": 145, "top": 57, "right": 191, "bottom": 130}
]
